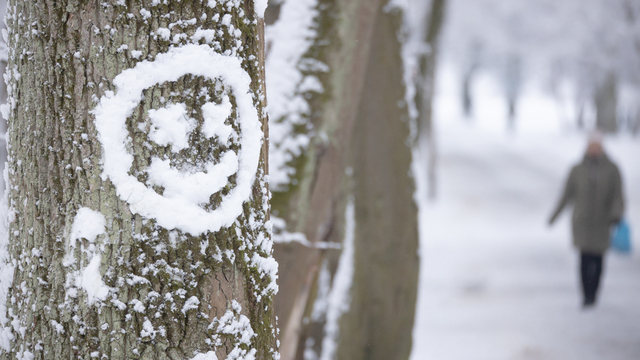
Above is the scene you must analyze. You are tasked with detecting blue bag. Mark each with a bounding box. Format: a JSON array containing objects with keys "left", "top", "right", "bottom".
[{"left": 611, "top": 219, "right": 632, "bottom": 253}]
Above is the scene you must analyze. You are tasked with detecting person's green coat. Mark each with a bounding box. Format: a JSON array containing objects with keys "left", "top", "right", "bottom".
[{"left": 549, "top": 154, "right": 624, "bottom": 254}]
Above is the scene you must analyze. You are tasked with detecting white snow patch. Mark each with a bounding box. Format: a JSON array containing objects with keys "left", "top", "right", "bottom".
[
  {"left": 182, "top": 296, "right": 200, "bottom": 314},
  {"left": 191, "top": 29, "right": 218, "bottom": 44},
  {"left": 217, "top": 305, "right": 255, "bottom": 345},
  {"left": 131, "top": 50, "right": 143, "bottom": 59},
  {"left": 148, "top": 103, "right": 195, "bottom": 152},
  {"left": 298, "top": 76, "right": 323, "bottom": 93},
  {"left": 16, "top": 350, "right": 33, "bottom": 360},
  {"left": 140, "top": 8, "right": 151, "bottom": 20},
  {"left": 318, "top": 197, "right": 355, "bottom": 360},
  {"left": 93, "top": 44, "right": 262, "bottom": 235},
  {"left": 191, "top": 352, "right": 218, "bottom": 360},
  {"left": 201, "top": 95, "right": 234, "bottom": 146},
  {"left": 221, "top": 14, "right": 232, "bottom": 27},
  {"left": 111, "top": 299, "right": 127, "bottom": 310},
  {"left": 50, "top": 320, "right": 64, "bottom": 334},
  {"left": 63, "top": 208, "right": 111, "bottom": 305},
  {"left": 0, "top": 168, "right": 15, "bottom": 352},
  {"left": 254, "top": 0, "right": 268, "bottom": 18},
  {"left": 79, "top": 254, "right": 110, "bottom": 305},
  {"left": 207, "top": 301, "right": 257, "bottom": 360},
  {"left": 140, "top": 319, "right": 156, "bottom": 339},
  {"left": 69, "top": 207, "right": 106, "bottom": 244},
  {"left": 130, "top": 299, "right": 146, "bottom": 313},
  {"left": 146, "top": 151, "right": 238, "bottom": 205},
  {"left": 265, "top": 0, "right": 321, "bottom": 190},
  {"left": 251, "top": 252, "right": 279, "bottom": 295},
  {"left": 310, "top": 260, "right": 331, "bottom": 322},
  {"left": 271, "top": 217, "right": 341, "bottom": 250},
  {"left": 156, "top": 27, "right": 170, "bottom": 41}
]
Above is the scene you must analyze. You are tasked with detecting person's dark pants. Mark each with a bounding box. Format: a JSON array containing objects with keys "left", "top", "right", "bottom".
[{"left": 580, "top": 252, "right": 603, "bottom": 305}]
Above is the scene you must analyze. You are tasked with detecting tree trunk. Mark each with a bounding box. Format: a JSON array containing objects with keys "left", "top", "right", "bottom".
[
  {"left": 267, "top": 1, "right": 419, "bottom": 360},
  {"left": 504, "top": 55, "right": 521, "bottom": 131},
  {"left": 1, "top": 1, "right": 277, "bottom": 359},
  {"left": 0, "top": 0, "right": 7, "bottom": 194},
  {"left": 337, "top": 6, "right": 419, "bottom": 360},
  {"left": 269, "top": 1, "right": 382, "bottom": 358},
  {"left": 462, "top": 68, "right": 474, "bottom": 118},
  {"left": 461, "top": 41, "right": 481, "bottom": 119},
  {"left": 633, "top": 106, "right": 640, "bottom": 135},
  {"left": 595, "top": 72, "right": 618, "bottom": 133}
]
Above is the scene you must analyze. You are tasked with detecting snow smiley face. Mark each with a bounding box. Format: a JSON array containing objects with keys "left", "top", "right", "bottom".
[
  {"left": 93, "top": 44, "right": 262, "bottom": 235},
  {"left": 145, "top": 96, "right": 238, "bottom": 207}
]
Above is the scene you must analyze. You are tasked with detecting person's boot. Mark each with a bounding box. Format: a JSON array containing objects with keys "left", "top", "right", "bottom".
[{"left": 582, "top": 296, "right": 596, "bottom": 309}]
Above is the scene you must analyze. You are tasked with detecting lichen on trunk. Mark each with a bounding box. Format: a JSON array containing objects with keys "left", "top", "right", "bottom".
[{"left": 1, "top": 1, "right": 277, "bottom": 359}]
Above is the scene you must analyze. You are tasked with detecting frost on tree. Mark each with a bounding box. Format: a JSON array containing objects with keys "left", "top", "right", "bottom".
[{"left": 0, "top": 1, "right": 277, "bottom": 360}]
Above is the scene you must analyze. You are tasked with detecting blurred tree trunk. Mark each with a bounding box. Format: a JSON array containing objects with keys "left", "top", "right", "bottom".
[
  {"left": 264, "top": 0, "right": 283, "bottom": 25},
  {"left": 2, "top": 1, "right": 276, "bottom": 359},
  {"left": 269, "top": 1, "right": 419, "bottom": 360},
  {"left": 576, "top": 102, "right": 585, "bottom": 129},
  {"left": 505, "top": 55, "right": 521, "bottom": 131},
  {"left": 461, "top": 42, "right": 481, "bottom": 118},
  {"left": 595, "top": 72, "right": 618, "bottom": 133},
  {"left": 0, "top": 0, "right": 7, "bottom": 194},
  {"left": 633, "top": 106, "right": 640, "bottom": 135},
  {"left": 416, "top": 0, "right": 446, "bottom": 200},
  {"left": 462, "top": 72, "right": 473, "bottom": 117},
  {"left": 337, "top": 6, "right": 419, "bottom": 360}
]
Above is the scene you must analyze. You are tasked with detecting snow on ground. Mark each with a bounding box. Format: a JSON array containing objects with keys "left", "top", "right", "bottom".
[{"left": 410, "top": 65, "right": 640, "bottom": 360}]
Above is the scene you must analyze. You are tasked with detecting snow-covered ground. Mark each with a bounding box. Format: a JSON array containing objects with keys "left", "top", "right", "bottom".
[{"left": 410, "top": 66, "right": 640, "bottom": 360}]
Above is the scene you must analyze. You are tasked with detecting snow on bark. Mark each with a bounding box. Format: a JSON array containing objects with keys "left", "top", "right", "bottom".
[
  {"left": 254, "top": 0, "right": 268, "bottom": 18},
  {"left": 317, "top": 197, "right": 355, "bottom": 360},
  {"left": 1, "top": 0, "right": 277, "bottom": 359},
  {"left": 69, "top": 208, "right": 106, "bottom": 245},
  {"left": 191, "top": 351, "right": 219, "bottom": 360},
  {"left": 64, "top": 207, "right": 111, "bottom": 306},
  {"left": 0, "top": 169, "right": 13, "bottom": 352},
  {"left": 93, "top": 44, "right": 262, "bottom": 236},
  {"left": 265, "top": 0, "right": 324, "bottom": 190},
  {"left": 270, "top": 217, "right": 341, "bottom": 249},
  {"left": 386, "top": 0, "right": 438, "bottom": 136}
]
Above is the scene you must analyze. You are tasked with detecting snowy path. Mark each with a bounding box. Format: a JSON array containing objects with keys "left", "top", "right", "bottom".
[{"left": 410, "top": 123, "right": 640, "bottom": 360}]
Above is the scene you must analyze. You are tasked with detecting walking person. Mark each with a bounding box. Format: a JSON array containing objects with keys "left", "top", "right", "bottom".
[{"left": 548, "top": 133, "right": 625, "bottom": 308}]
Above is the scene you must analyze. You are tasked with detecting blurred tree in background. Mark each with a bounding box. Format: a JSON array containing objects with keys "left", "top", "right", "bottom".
[
  {"left": 442, "top": 0, "right": 640, "bottom": 134},
  {"left": 265, "top": 0, "right": 424, "bottom": 359}
]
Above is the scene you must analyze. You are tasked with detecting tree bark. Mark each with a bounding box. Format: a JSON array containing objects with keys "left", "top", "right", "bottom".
[
  {"left": 271, "top": 1, "right": 382, "bottom": 359},
  {"left": 2, "top": 1, "right": 276, "bottom": 359},
  {"left": 337, "top": 6, "right": 419, "bottom": 360},
  {"left": 0, "top": 0, "right": 7, "bottom": 194},
  {"left": 269, "top": 1, "right": 419, "bottom": 360}
]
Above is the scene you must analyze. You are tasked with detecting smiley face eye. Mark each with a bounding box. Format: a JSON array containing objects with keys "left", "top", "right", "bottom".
[
  {"left": 147, "top": 103, "right": 195, "bottom": 152},
  {"left": 202, "top": 95, "right": 235, "bottom": 147}
]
